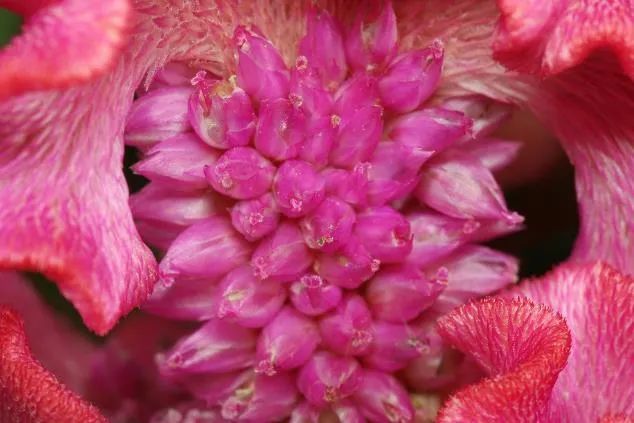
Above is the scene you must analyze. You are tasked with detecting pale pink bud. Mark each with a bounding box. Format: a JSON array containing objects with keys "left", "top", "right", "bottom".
[
  {"left": 314, "top": 236, "right": 379, "bottom": 289},
  {"left": 406, "top": 212, "right": 472, "bottom": 268},
  {"left": 188, "top": 74, "right": 256, "bottom": 149},
  {"left": 290, "top": 402, "right": 320, "bottom": 423},
  {"left": 298, "top": 8, "right": 347, "bottom": 89},
  {"left": 158, "top": 319, "right": 256, "bottom": 375},
  {"left": 332, "top": 400, "right": 366, "bottom": 423},
  {"left": 255, "top": 98, "right": 307, "bottom": 161},
  {"left": 378, "top": 40, "right": 444, "bottom": 113},
  {"left": 216, "top": 265, "right": 286, "bottom": 328},
  {"left": 179, "top": 369, "right": 252, "bottom": 405},
  {"left": 150, "top": 402, "right": 220, "bottom": 423},
  {"left": 144, "top": 277, "right": 221, "bottom": 322},
  {"left": 461, "top": 137, "right": 522, "bottom": 172},
  {"left": 297, "top": 351, "right": 363, "bottom": 407},
  {"left": 354, "top": 206, "right": 412, "bottom": 263},
  {"left": 230, "top": 193, "right": 280, "bottom": 242},
  {"left": 132, "top": 133, "right": 219, "bottom": 189},
  {"left": 344, "top": 1, "right": 398, "bottom": 72},
  {"left": 125, "top": 87, "right": 192, "bottom": 148},
  {"left": 255, "top": 307, "right": 320, "bottom": 375},
  {"left": 322, "top": 164, "right": 370, "bottom": 206},
  {"left": 300, "top": 197, "right": 355, "bottom": 252},
  {"left": 353, "top": 370, "right": 414, "bottom": 423},
  {"left": 299, "top": 115, "right": 336, "bottom": 168},
  {"left": 366, "top": 264, "right": 446, "bottom": 322},
  {"left": 149, "top": 62, "right": 199, "bottom": 90},
  {"left": 334, "top": 73, "right": 379, "bottom": 112},
  {"left": 319, "top": 294, "right": 374, "bottom": 356},
  {"left": 204, "top": 146, "right": 275, "bottom": 200},
  {"left": 220, "top": 372, "right": 298, "bottom": 422},
  {"left": 273, "top": 160, "right": 326, "bottom": 218},
  {"left": 251, "top": 222, "right": 313, "bottom": 283},
  {"left": 159, "top": 216, "right": 251, "bottom": 285},
  {"left": 234, "top": 25, "right": 290, "bottom": 102},
  {"left": 387, "top": 107, "right": 471, "bottom": 153},
  {"left": 442, "top": 95, "right": 512, "bottom": 139},
  {"left": 289, "top": 273, "right": 342, "bottom": 316},
  {"left": 290, "top": 61, "right": 333, "bottom": 117}
]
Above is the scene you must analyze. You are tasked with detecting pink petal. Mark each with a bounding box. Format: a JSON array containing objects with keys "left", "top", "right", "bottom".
[
  {"left": 143, "top": 277, "right": 221, "bottom": 321},
  {"left": 353, "top": 370, "right": 414, "bottom": 423},
  {"left": 319, "top": 294, "right": 375, "bottom": 356},
  {"left": 297, "top": 351, "right": 363, "bottom": 407}
]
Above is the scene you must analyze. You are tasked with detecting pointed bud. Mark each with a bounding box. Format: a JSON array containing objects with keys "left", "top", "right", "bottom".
[
  {"left": 314, "top": 236, "right": 379, "bottom": 289},
  {"left": 150, "top": 403, "right": 220, "bottom": 422},
  {"left": 231, "top": 193, "right": 280, "bottom": 242},
  {"left": 143, "top": 277, "right": 221, "bottom": 321},
  {"left": 220, "top": 372, "right": 298, "bottom": 422},
  {"left": 234, "top": 25, "right": 290, "bottom": 101},
  {"left": 344, "top": 1, "right": 398, "bottom": 72},
  {"left": 251, "top": 222, "right": 313, "bottom": 282},
  {"left": 125, "top": 87, "right": 192, "bottom": 148},
  {"left": 255, "top": 307, "right": 320, "bottom": 375},
  {"left": 334, "top": 73, "right": 379, "bottom": 111},
  {"left": 216, "top": 265, "right": 286, "bottom": 328},
  {"left": 289, "top": 274, "right": 342, "bottom": 316},
  {"left": 323, "top": 164, "right": 370, "bottom": 206},
  {"left": 188, "top": 73, "right": 256, "bottom": 149},
  {"left": 273, "top": 160, "right": 326, "bottom": 218},
  {"left": 441, "top": 95, "right": 512, "bottom": 139},
  {"left": 378, "top": 40, "right": 444, "bottom": 113},
  {"left": 300, "top": 197, "right": 356, "bottom": 252},
  {"left": 159, "top": 217, "right": 251, "bottom": 285},
  {"left": 132, "top": 133, "right": 219, "bottom": 189},
  {"left": 297, "top": 351, "right": 363, "bottom": 407},
  {"left": 255, "top": 98, "right": 307, "bottom": 160},
  {"left": 461, "top": 137, "right": 522, "bottom": 172},
  {"left": 204, "top": 146, "right": 275, "bottom": 200},
  {"left": 319, "top": 294, "right": 374, "bottom": 356},
  {"left": 179, "top": 369, "right": 252, "bottom": 405},
  {"left": 158, "top": 320, "right": 256, "bottom": 375},
  {"left": 290, "top": 61, "right": 334, "bottom": 117},
  {"left": 290, "top": 402, "right": 320, "bottom": 423},
  {"left": 366, "top": 263, "right": 446, "bottom": 322},
  {"left": 332, "top": 400, "right": 365, "bottom": 423},
  {"left": 353, "top": 370, "right": 414, "bottom": 423},
  {"left": 298, "top": 8, "right": 347, "bottom": 89},
  {"left": 299, "top": 115, "right": 337, "bottom": 168},
  {"left": 148, "top": 62, "right": 199, "bottom": 90},
  {"left": 354, "top": 207, "right": 412, "bottom": 263},
  {"left": 406, "top": 212, "right": 472, "bottom": 268}
]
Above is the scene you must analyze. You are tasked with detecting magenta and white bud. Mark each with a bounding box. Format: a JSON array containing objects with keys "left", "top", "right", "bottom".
[
  {"left": 378, "top": 40, "right": 444, "bottom": 113},
  {"left": 334, "top": 73, "right": 379, "bottom": 111},
  {"left": 188, "top": 74, "right": 256, "bottom": 149},
  {"left": 461, "top": 137, "right": 522, "bottom": 172},
  {"left": 353, "top": 370, "right": 414, "bottom": 423},
  {"left": 159, "top": 217, "right": 251, "bottom": 285},
  {"left": 234, "top": 25, "right": 290, "bottom": 102},
  {"left": 323, "top": 164, "right": 370, "bottom": 206},
  {"left": 255, "top": 98, "right": 307, "bottom": 161},
  {"left": 231, "top": 193, "right": 280, "bottom": 242},
  {"left": 255, "top": 307, "right": 320, "bottom": 375},
  {"left": 149, "top": 62, "right": 199, "bottom": 90},
  {"left": 124, "top": 86, "right": 192, "bottom": 148},
  {"left": 300, "top": 197, "right": 356, "bottom": 252},
  {"left": 442, "top": 95, "right": 512, "bottom": 139},
  {"left": 290, "top": 61, "right": 334, "bottom": 117},
  {"left": 299, "top": 116, "right": 337, "bottom": 168},
  {"left": 144, "top": 277, "right": 221, "bottom": 322},
  {"left": 216, "top": 265, "right": 286, "bottom": 328},
  {"left": 297, "top": 351, "right": 363, "bottom": 407},
  {"left": 319, "top": 294, "right": 374, "bottom": 356},
  {"left": 344, "top": 1, "right": 398, "bottom": 72},
  {"left": 406, "top": 212, "right": 472, "bottom": 268},
  {"left": 158, "top": 319, "right": 256, "bottom": 375},
  {"left": 314, "top": 235, "right": 379, "bottom": 289},
  {"left": 289, "top": 273, "right": 342, "bottom": 316},
  {"left": 366, "top": 263, "right": 446, "bottom": 322},
  {"left": 273, "top": 160, "right": 326, "bottom": 218},
  {"left": 179, "top": 369, "right": 252, "bottom": 405},
  {"left": 132, "top": 133, "right": 219, "bottom": 189},
  {"left": 354, "top": 207, "right": 412, "bottom": 263},
  {"left": 332, "top": 400, "right": 366, "bottom": 423},
  {"left": 298, "top": 8, "right": 347, "bottom": 89},
  {"left": 220, "top": 372, "right": 298, "bottom": 422},
  {"left": 290, "top": 402, "right": 321, "bottom": 423},
  {"left": 204, "top": 146, "right": 275, "bottom": 200}
]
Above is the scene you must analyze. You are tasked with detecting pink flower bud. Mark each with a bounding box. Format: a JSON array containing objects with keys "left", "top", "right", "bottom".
[
  {"left": 273, "top": 160, "right": 326, "bottom": 218},
  {"left": 188, "top": 73, "right": 256, "bottom": 149},
  {"left": 230, "top": 193, "right": 280, "bottom": 242},
  {"left": 366, "top": 263, "right": 446, "bottom": 322},
  {"left": 289, "top": 273, "right": 342, "bottom": 316},
  {"left": 354, "top": 207, "right": 412, "bottom": 263},
  {"left": 344, "top": 1, "right": 398, "bottom": 72},
  {"left": 159, "top": 217, "right": 251, "bottom": 285},
  {"left": 332, "top": 400, "right": 365, "bottom": 423},
  {"left": 442, "top": 95, "right": 512, "bottom": 139},
  {"left": 132, "top": 133, "right": 219, "bottom": 189},
  {"left": 334, "top": 73, "right": 379, "bottom": 111},
  {"left": 322, "top": 164, "right": 370, "bottom": 206},
  {"left": 314, "top": 236, "right": 379, "bottom": 289},
  {"left": 220, "top": 372, "right": 298, "bottom": 422},
  {"left": 234, "top": 25, "right": 290, "bottom": 102},
  {"left": 149, "top": 62, "right": 199, "bottom": 90},
  {"left": 387, "top": 107, "right": 471, "bottom": 154},
  {"left": 298, "top": 8, "right": 347, "bottom": 89},
  {"left": 150, "top": 402, "right": 220, "bottom": 423},
  {"left": 125, "top": 87, "right": 192, "bottom": 148},
  {"left": 204, "top": 146, "right": 275, "bottom": 200},
  {"left": 300, "top": 197, "right": 356, "bottom": 252},
  {"left": 215, "top": 265, "right": 286, "bottom": 328},
  {"left": 255, "top": 98, "right": 307, "bottom": 161},
  {"left": 251, "top": 222, "right": 313, "bottom": 282},
  {"left": 290, "top": 402, "right": 320, "bottom": 423},
  {"left": 353, "top": 370, "right": 414, "bottom": 423},
  {"left": 290, "top": 61, "right": 333, "bottom": 117},
  {"left": 461, "top": 137, "right": 522, "bottom": 172},
  {"left": 378, "top": 40, "right": 444, "bottom": 113},
  {"left": 158, "top": 319, "right": 256, "bottom": 375},
  {"left": 299, "top": 115, "right": 337, "bottom": 168},
  {"left": 143, "top": 277, "right": 221, "bottom": 321},
  {"left": 179, "top": 369, "right": 252, "bottom": 405},
  {"left": 297, "top": 351, "right": 363, "bottom": 407},
  {"left": 255, "top": 307, "right": 320, "bottom": 375},
  {"left": 319, "top": 294, "right": 374, "bottom": 356}
]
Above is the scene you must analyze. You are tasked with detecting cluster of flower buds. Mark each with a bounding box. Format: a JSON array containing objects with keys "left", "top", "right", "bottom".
[{"left": 125, "top": 2, "right": 522, "bottom": 421}]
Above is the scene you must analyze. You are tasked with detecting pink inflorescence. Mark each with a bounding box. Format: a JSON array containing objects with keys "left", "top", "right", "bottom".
[{"left": 126, "top": 3, "right": 523, "bottom": 421}]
